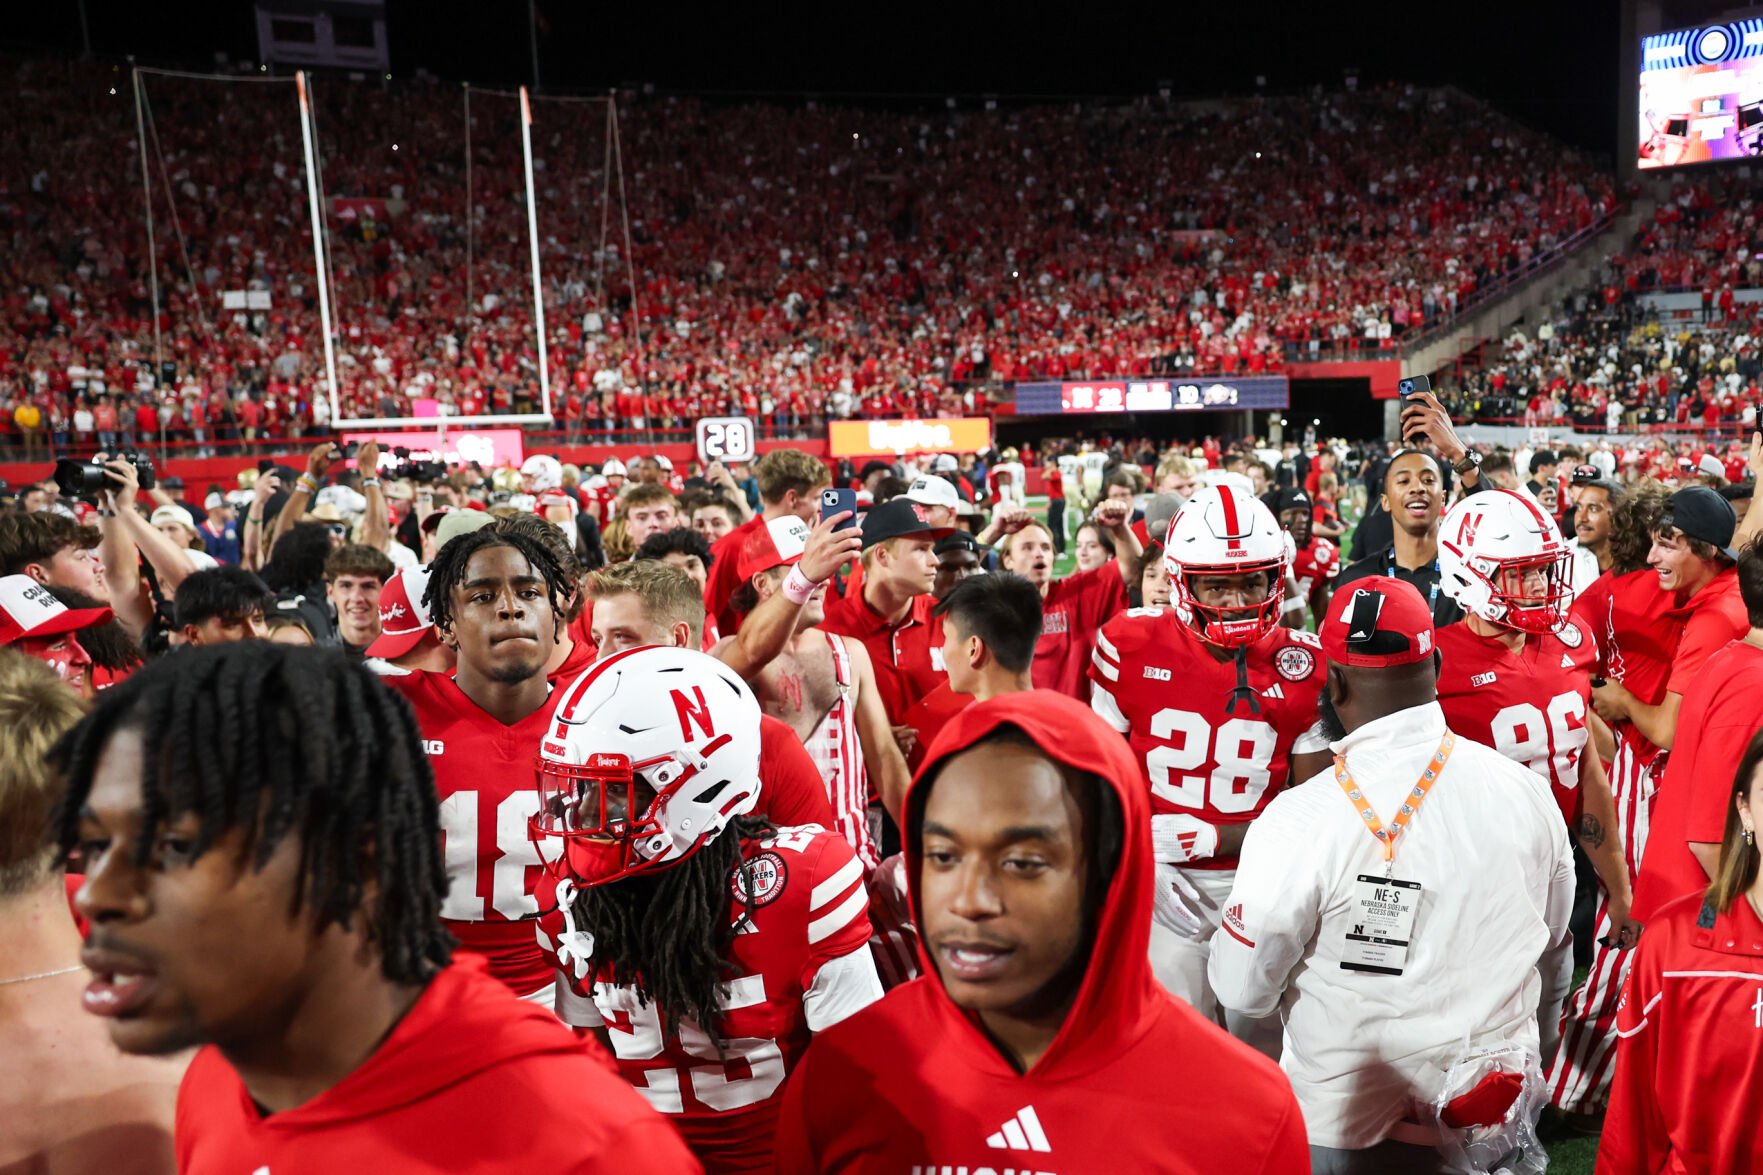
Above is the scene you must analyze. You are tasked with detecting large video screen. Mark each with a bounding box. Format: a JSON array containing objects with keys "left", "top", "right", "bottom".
[
  {"left": 1011, "top": 376, "right": 1289, "bottom": 416},
  {"left": 1639, "top": 18, "right": 1763, "bottom": 168}
]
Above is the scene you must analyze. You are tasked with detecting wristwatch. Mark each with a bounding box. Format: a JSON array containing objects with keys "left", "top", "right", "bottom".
[{"left": 1452, "top": 450, "right": 1482, "bottom": 475}]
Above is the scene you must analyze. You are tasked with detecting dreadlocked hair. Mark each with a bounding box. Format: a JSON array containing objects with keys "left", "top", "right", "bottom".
[
  {"left": 423, "top": 527, "right": 570, "bottom": 637},
  {"left": 46, "top": 642, "right": 453, "bottom": 984},
  {"left": 568, "top": 814, "right": 775, "bottom": 1048}
]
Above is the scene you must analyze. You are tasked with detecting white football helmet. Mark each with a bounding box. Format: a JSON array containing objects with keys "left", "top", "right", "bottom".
[
  {"left": 602, "top": 458, "right": 628, "bottom": 479},
  {"left": 1163, "top": 485, "right": 1288, "bottom": 649},
  {"left": 531, "top": 645, "right": 762, "bottom": 887},
  {"left": 521, "top": 454, "right": 563, "bottom": 493},
  {"left": 1438, "top": 489, "right": 1573, "bottom": 634}
]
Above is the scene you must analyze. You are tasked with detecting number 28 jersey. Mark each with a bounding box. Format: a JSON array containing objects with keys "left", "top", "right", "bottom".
[
  {"left": 1434, "top": 619, "right": 1595, "bottom": 828},
  {"left": 538, "top": 824, "right": 882, "bottom": 1174},
  {"left": 383, "top": 668, "right": 561, "bottom": 996},
  {"left": 1089, "top": 607, "right": 1330, "bottom": 869}
]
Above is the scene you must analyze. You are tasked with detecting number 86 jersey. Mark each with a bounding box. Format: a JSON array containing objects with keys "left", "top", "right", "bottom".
[
  {"left": 537, "top": 824, "right": 882, "bottom": 1174},
  {"left": 1089, "top": 607, "right": 1330, "bottom": 870},
  {"left": 1433, "top": 618, "right": 1595, "bottom": 828}
]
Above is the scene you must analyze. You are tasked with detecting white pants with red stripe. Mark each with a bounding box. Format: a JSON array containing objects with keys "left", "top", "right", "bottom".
[
  {"left": 1546, "top": 734, "right": 1655, "bottom": 1115},
  {"left": 1149, "top": 865, "right": 1282, "bottom": 1058}
]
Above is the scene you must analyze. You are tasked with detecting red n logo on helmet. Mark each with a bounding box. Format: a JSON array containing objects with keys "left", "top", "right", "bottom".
[
  {"left": 1455, "top": 512, "right": 1481, "bottom": 549},
  {"left": 672, "top": 686, "right": 716, "bottom": 742}
]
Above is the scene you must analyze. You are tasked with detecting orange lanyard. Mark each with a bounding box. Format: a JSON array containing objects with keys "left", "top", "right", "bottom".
[{"left": 1334, "top": 731, "right": 1456, "bottom": 866}]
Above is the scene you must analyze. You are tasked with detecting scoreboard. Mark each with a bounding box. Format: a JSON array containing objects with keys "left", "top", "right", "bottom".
[{"left": 1012, "top": 375, "right": 1289, "bottom": 416}]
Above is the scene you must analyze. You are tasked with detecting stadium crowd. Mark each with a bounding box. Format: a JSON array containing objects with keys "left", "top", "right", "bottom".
[
  {"left": 4, "top": 374, "right": 1763, "bottom": 1171},
  {"left": 3, "top": 56, "right": 1612, "bottom": 453}
]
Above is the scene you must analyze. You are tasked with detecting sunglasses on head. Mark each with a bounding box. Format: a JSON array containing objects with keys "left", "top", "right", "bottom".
[{"left": 1569, "top": 465, "right": 1600, "bottom": 485}]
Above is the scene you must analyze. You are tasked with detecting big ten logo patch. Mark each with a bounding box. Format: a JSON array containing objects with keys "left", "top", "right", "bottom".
[{"left": 731, "top": 850, "right": 788, "bottom": 907}]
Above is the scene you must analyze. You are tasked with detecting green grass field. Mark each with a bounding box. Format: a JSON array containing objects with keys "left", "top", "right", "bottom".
[{"left": 1025, "top": 493, "right": 1604, "bottom": 1168}]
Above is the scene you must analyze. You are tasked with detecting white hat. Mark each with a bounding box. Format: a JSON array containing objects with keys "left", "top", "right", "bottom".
[
  {"left": 904, "top": 474, "right": 961, "bottom": 511},
  {"left": 653, "top": 454, "right": 674, "bottom": 471},
  {"left": 933, "top": 454, "right": 959, "bottom": 473},
  {"left": 602, "top": 458, "right": 628, "bottom": 477},
  {"left": 1696, "top": 453, "right": 1726, "bottom": 480},
  {"left": 316, "top": 485, "right": 368, "bottom": 516},
  {"left": 148, "top": 505, "right": 198, "bottom": 533},
  {"left": 204, "top": 492, "right": 226, "bottom": 511}
]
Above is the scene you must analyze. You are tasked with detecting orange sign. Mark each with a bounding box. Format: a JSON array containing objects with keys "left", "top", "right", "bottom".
[{"left": 827, "top": 418, "right": 993, "bottom": 458}]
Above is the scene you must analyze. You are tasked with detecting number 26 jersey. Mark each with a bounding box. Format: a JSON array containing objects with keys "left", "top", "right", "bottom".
[{"left": 1089, "top": 606, "right": 1330, "bottom": 869}]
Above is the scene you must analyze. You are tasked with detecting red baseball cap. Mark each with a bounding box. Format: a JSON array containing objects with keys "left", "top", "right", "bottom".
[
  {"left": 0, "top": 574, "right": 112, "bottom": 646},
  {"left": 736, "top": 516, "right": 811, "bottom": 583},
  {"left": 364, "top": 565, "right": 435, "bottom": 660},
  {"left": 1319, "top": 575, "right": 1435, "bottom": 668}
]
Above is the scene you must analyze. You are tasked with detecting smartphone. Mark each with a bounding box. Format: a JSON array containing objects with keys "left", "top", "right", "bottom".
[
  {"left": 334, "top": 441, "right": 360, "bottom": 460},
  {"left": 256, "top": 458, "right": 274, "bottom": 474},
  {"left": 820, "top": 488, "right": 859, "bottom": 531},
  {"left": 1396, "top": 375, "right": 1431, "bottom": 398}
]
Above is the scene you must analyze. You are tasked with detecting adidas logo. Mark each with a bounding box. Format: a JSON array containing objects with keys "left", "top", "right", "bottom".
[
  {"left": 1261, "top": 682, "right": 1284, "bottom": 699},
  {"left": 986, "top": 1105, "right": 1051, "bottom": 1153},
  {"left": 1560, "top": 653, "right": 1575, "bottom": 669}
]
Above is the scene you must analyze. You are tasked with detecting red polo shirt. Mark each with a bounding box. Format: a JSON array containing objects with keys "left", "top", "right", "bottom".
[
  {"left": 1031, "top": 563, "right": 1129, "bottom": 698},
  {"left": 1634, "top": 638, "right": 1763, "bottom": 923},
  {"left": 1665, "top": 564, "right": 1748, "bottom": 697},
  {"left": 820, "top": 589, "right": 944, "bottom": 726}
]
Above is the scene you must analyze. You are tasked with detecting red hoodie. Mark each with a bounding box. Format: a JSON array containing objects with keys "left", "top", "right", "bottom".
[
  {"left": 772, "top": 691, "right": 1308, "bottom": 1173},
  {"left": 175, "top": 954, "right": 700, "bottom": 1173}
]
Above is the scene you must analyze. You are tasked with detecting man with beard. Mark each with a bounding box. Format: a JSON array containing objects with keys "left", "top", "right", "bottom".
[
  {"left": 1000, "top": 497, "right": 1140, "bottom": 698},
  {"left": 724, "top": 516, "right": 910, "bottom": 863},
  {"left": 383, "top": 529, "right": 571, "bottom": 1001},
  {"left": 771, "top": 690, "right": 1307, "bottom": 1173},
  {"left": 1335, "top": 450, "right": 1464, "bottom": 629},
  {"left": 1565, "top": 471, "right": 1622, "bottom": 596},
  {"left": 534, "top": 646, "right": 882, "bottom": 1173},
  {"left": 1090, "top": 486, "right": 1330, "bottom": 1039},
  {"left": 1212, "top": 578, "right": 1574, "bottom": 1171},
  {"left": 57, "top": 643, "right": 694, "bottom": 1171},
  {"left": 1270, "top": 487, "right": 1339, "bottom": 628}
]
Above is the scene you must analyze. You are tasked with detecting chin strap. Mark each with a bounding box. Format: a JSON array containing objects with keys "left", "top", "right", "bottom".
[{"left": 1223, "top": 645, "right": 1262, "bottom": 716}]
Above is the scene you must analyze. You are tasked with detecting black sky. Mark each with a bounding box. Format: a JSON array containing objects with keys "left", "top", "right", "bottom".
[{"left": 10, "top": 0, "right": 1640, "bottom": 157}]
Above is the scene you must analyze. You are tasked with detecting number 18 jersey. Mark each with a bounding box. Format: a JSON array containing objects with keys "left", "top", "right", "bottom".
[
  {"left": 384, "top": 669, "right": 562, "bottom": 996},
  {"left": 1434, "top": 619, "right": 1595, "bottom": 828},
  {"left": 1089, "top": 607, "right": 1330, "bottom": 869}
]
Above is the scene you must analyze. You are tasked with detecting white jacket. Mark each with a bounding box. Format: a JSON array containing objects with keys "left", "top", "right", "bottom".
[{"left": 1209, "top": 701, "right": 1574, "bottom": 1150}]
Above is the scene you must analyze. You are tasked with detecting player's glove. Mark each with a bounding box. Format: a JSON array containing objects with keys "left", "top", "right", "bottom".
[
  {"left": 1151, "top": 863, "right": 1208, "bottom": 937},
  {"left": 1150, "top": 813, "right": 1221, "bottom": 866}
]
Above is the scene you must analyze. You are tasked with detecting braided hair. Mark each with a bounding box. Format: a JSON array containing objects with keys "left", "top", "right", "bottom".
[
  {"left": 423, "top": 528, "right": 570, "bottom": 638},
  {"left": 47, "top": 642, "right": 452, "bottom": 984},
  {"left": 568, "top": 815, "right": 774, "bottom": 1047}
]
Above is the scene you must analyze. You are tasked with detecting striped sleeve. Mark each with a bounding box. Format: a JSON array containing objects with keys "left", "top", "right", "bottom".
[{"left": 799, "top": 833, "right": 874, "bottom": 990}]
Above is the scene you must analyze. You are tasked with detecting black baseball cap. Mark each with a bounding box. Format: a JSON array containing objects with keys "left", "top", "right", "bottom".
[
  {"left": 1569, "top": 463, "right": 1602, "bottom": 485},
  {"left": 860, "top": 498, "right": 954, "bottom": 550},
  {"left": 1269, "top": 487, "right": 1312, "bottom": 514},
  {"left": 1660, "top": 485, "right": 1738, "bottom": 561},
  {"left": 934, "top": 531, "right": 989, "bottom": 559},
  {"left": 161, "top": 475, "right": 185, "bottom": 489}
]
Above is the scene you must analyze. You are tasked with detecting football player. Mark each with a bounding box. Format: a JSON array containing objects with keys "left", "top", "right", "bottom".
[
  {"left": 1434, "top": 491, "right": 1639, "bottom": 966},
  {"left": 382, "top": 528, "right": 572, "bottom": 1001},
  {"left": 1089, "top": 485, "right": 1331, "bottom": 1035},
  {"left": 1269, "top": 487, "right": 1339, "bottom": 628},
  {"left": 533, "top": 646, "right": 882, "bottom": 1173}
]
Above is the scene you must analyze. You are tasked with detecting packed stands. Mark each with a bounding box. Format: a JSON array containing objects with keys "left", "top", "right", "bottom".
[{"left": 0, "top": 54, "right": 1614, "bottom": 454}]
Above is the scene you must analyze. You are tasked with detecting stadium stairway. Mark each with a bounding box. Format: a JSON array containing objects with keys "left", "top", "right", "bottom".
[{"left": 1400, "top": 186, "right": 1661, "bottom": 406}]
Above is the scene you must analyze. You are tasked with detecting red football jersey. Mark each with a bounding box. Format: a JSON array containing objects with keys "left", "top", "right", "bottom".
[
  {"left": 539, "top": 825, "right": 879, "bottom": 1173},
  {"left": 1290, "top": 535, "right": 1340, "bottom": 607},
  {"left": 1089, "top": 607, "right": 1328, "bottom": 868},
  {"left": 386, "top": 671, "right": 561, "bottom": 995},
  {"left": 1434, "top": 619, "right": 1596, "bottom": 827}
]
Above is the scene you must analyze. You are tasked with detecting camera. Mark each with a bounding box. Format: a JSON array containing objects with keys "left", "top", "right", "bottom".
[
  {"left": 53, "top": 451, "right": 157, "bottom": 496},
  {"left": 389, "top": 446, "right": 447, "bottom": 484},
  {"left": 1396, "top": 375, "right": 1431, "bottom": 398}
]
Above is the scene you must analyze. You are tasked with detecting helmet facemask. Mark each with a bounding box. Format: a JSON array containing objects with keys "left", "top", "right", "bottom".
[
  {"left": 1173, "top": 559, "right": 1285, "bottom": 650},
  {"left": 1472, "top": 550, "right": 1573, "bottom": 635}
]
